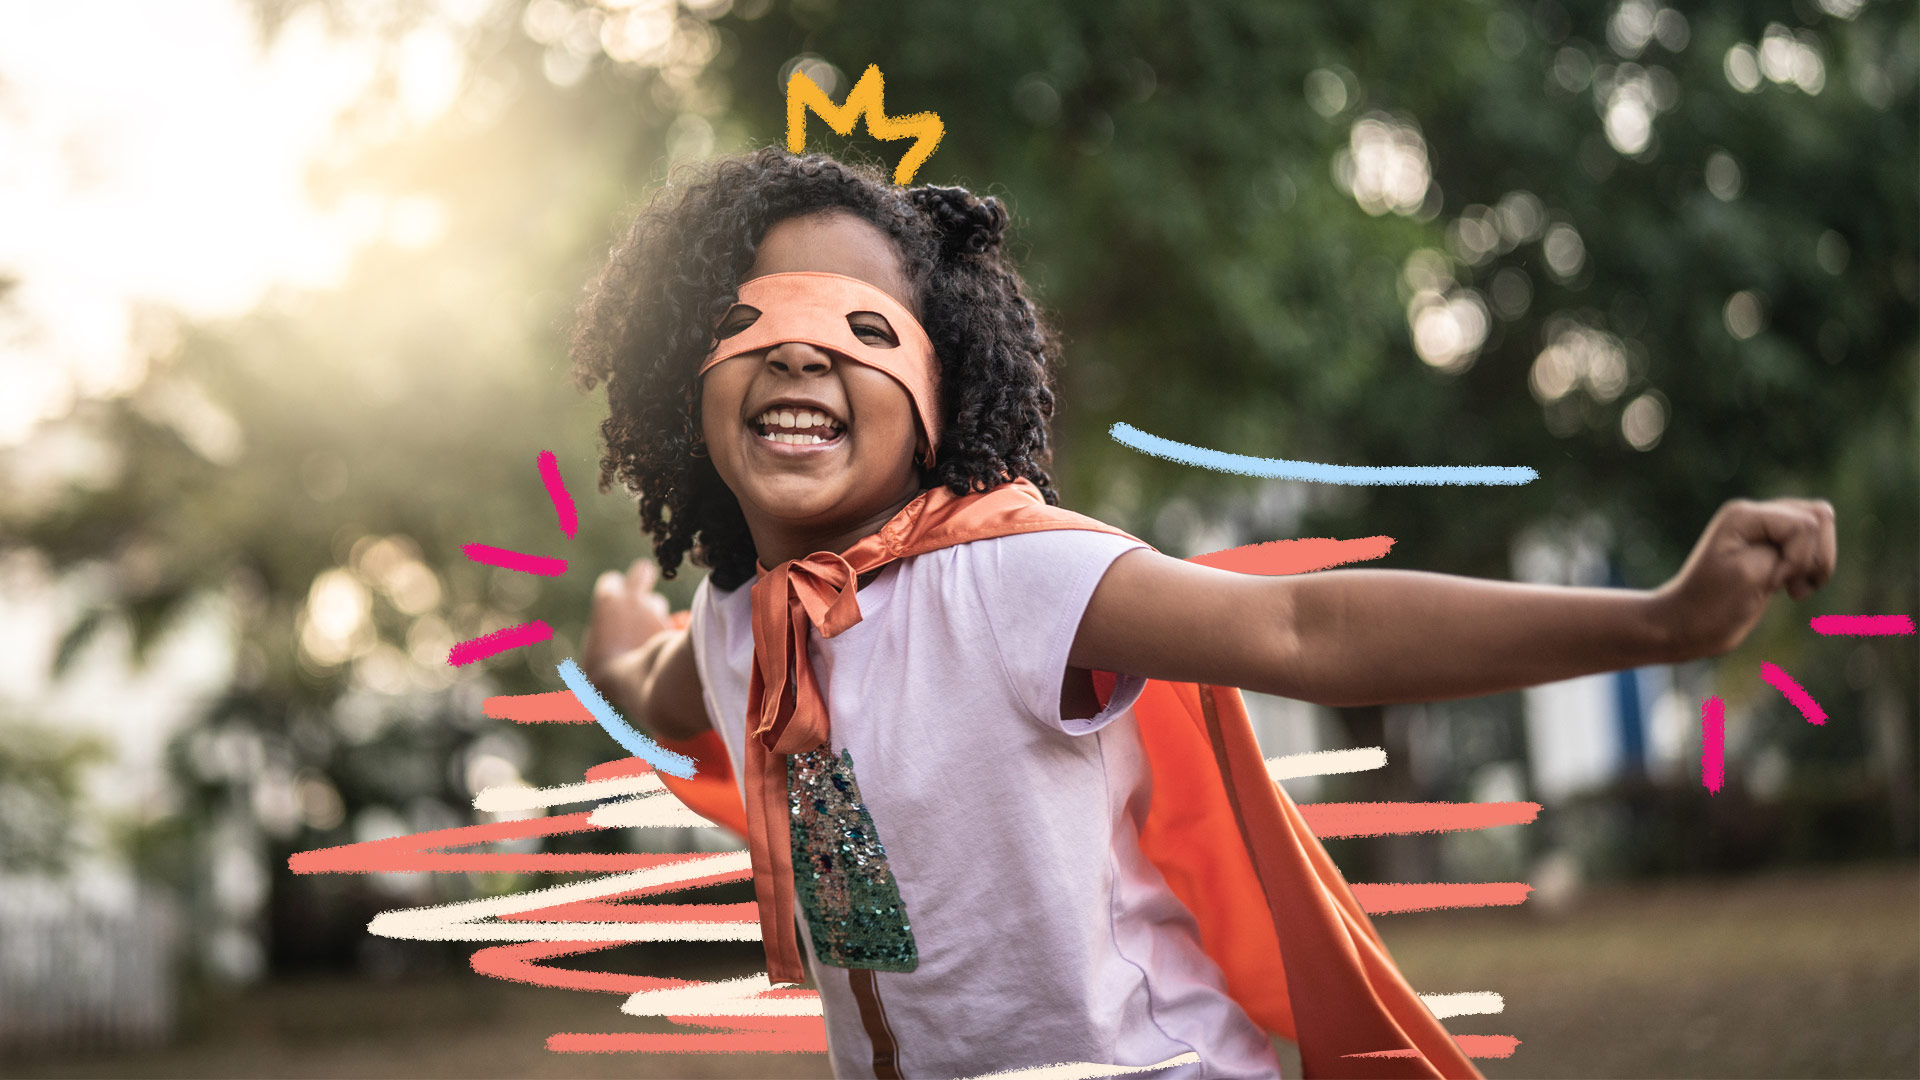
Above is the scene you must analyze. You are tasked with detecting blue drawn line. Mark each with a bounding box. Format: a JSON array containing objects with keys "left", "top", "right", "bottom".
[
  {"left": 1109, "top": 423, "right": 1538, "bottom": 486},
  {"left": 556, "top": 658, "right": 697, "bottom": 778}
]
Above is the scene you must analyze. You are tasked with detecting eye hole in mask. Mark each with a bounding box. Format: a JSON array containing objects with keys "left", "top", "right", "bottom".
[
  {"left": 716, "top": 304, "right": 899, "bottom": 350},
  {"left": 847, "top": 311, "right": 899, "bottom": 348},
  {"left": 715, "top": 304, "right": 760, "bottom": 341}
]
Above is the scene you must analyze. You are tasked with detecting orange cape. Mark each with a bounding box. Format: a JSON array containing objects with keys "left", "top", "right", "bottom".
[{"left": 657, "top": 480, "right": 1481, "bottom": 1079}]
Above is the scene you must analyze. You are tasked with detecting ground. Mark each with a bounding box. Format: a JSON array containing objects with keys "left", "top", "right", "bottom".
[{"left": 13, "top": 863, "right": 1917, "bottom": 1079}]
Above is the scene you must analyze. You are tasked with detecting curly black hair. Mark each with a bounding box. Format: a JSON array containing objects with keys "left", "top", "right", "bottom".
[{"left": 571, "top": 147, "right": 1062, "bottom": 590}]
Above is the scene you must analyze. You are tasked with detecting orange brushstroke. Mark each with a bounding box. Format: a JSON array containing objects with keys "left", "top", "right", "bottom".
[
  {"left": 1298, "top": 801, "right": 1541, "bottom": 839},
  {"left": 1350, "top": 882, "right": 1533, "bottom": 914},
  {"left": 484, "top": 690, "right": 595, "bottom": 724},
  {"left": 1188, "top": 535, "right": 1395, "bottom": 574}
]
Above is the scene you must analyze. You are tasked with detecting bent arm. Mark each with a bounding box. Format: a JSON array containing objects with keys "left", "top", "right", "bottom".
[{"left": 1070, "top": 551, "right": 1671, "bottom": 708}]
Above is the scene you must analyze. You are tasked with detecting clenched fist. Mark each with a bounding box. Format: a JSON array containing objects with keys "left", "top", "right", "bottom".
[{"left": 1651, "top": 498, "right": 1837, "bottom": 660}]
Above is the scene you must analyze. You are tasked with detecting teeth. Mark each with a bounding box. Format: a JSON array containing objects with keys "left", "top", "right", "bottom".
[
  {"left": 761, "top": 431, "right": 828, "bottom": 445},
  {"left": 754, "top": 407, "right": 843, "bottom": 432}
]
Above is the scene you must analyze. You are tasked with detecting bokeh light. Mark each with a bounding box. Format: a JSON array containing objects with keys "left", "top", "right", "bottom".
[
  {"left": 1621, "top": 391, "right": 1669, "bottom": 451},
  {"left": 1541, "top": 222, "right": 1587, "bottom": 281},
  {"left": 1304, "top": 67, "right": 1352, "bottom": 118},
  {"left": 1334, "top": 113, "right": 1433, "bottom": 218},
  {"left": 1529, "top": 317, "right": 1631, "bottom": 407},
  {"left": 1723, "top": 290, "right": 1767, "bottom": 340},
  {"left": 1705, "top": 151, "right": 1744, "bottom": 201}
]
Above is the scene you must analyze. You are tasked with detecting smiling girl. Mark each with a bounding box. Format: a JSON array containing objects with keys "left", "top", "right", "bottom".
[{"left": 570, "top": 149, "right": 1834, "bottom": 1079}]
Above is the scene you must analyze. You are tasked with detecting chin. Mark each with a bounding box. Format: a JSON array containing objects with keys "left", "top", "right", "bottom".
[{"left": 740, "top": 473, "right": 853, "bottom": 523}]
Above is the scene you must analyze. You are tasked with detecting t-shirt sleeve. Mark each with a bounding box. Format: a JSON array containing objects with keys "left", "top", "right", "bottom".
[
  {"left": 970, "top": 529, "right": 1152, "bottom": 736},
  {"left": 685, "top": 576, "right": 728, "bottom": 735}
]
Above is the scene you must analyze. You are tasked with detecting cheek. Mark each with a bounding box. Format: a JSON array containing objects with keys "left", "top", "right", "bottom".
[
  {"left": 696, "top": 370, "right": 751, "bottom": 487},
  {"left": 845, "top": 369, "right": 920, "bottom": 454},
  {"left": 698, "top": 367, "right": 744, "bottom": 443}
]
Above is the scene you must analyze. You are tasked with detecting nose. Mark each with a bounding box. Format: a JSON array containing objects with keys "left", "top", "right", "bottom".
[{"left": 765, "top": 340, "right": 833, "bottom": 376}]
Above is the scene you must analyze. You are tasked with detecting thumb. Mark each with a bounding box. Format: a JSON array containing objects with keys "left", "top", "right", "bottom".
[
  {"left": 626, "top": 558, "right": 658, "bottom": 599},
  {"left": 593, "top": 569, "right": 627, "bottom": 605}
]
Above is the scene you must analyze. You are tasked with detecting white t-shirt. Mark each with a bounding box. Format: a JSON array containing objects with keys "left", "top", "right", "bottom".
[{"left": 688, "top": 529, "right": 1282, "bottom": 1079}]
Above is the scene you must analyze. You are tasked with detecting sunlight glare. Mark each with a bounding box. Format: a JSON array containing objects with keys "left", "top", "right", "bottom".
[{"left": 0, "top": 0, "right": 471, "bottom": 445}]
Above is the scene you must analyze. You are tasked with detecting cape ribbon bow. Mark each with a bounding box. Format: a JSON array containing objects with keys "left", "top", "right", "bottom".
[
  {"left": 743, "top": 549, "right": 869, "bottom": 983},
  {"left": 740, "top": 479, "right": 1125, "bottom": 986}
]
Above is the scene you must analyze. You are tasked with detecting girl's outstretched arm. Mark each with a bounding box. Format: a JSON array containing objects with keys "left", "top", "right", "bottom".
[
  {"left": 1070, "top": 498, "right": 1836, "bottom": 708},
  {"left": 580, "top": 559, "right": 711, "bottom": 742}
]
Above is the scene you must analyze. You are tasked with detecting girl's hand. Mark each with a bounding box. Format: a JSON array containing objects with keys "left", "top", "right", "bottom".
[
  {"left": 1650, "top": 498, "right": 1837, "bottom": 660},
  {"left": 581, "top": 558, "right": 674, "bottom": 705}
]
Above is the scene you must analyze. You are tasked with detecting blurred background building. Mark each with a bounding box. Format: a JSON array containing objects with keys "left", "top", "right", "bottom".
[{"left": 0, "top": 0, "right": 1913, "bottom": 1075}]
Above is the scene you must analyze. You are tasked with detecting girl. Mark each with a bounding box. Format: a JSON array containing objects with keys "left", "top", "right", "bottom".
[{"left": 570, "top": 148, "right": 1834, "bottom": 1079}]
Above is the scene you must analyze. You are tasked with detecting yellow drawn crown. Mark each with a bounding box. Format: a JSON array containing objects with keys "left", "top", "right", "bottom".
[{"left": 786, "top": 64, "right": 944, "bottom": 185}]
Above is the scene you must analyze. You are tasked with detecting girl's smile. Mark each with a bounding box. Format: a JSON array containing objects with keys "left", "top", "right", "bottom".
[
  {"left": 748, "top": 401, "right": 846, "bottom": 449},
  {"left": 699, "top": 211, "right": 931, "bottom": 566}
]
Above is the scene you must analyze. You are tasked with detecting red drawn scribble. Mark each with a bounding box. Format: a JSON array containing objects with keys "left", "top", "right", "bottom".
[
  {"left": 484, "top": 690, "right": 595, "bottom": 724},
  {"left": 448, "top": 619, "right": 554, "bottom": 667},
  {"left": 1348, "top": 1035, "right": 1519, "bottom": 1061},
  {"left": 1298, "top": 801, "right": 1540, "bottom": 839},
  {"left": 291, "top": 744, "right": 829, "bottom": 1053},
  {"left": 464, "top": 543, "right": 569, "bottom": 577},
  {"left": 468, "top": 943, "right": 826, "bottom": 1051},
  {"left": 1701, "top": 696, "right": 1726, "bottom": 794},
  {"left": 315, "top": 514, "right": 1535, "bottom": 1061},
  {"left": 538, "top": 450, "right": 579, "bottom": 539},
  {"left": 1760, "top": 661, "right": 1827, "bottom": 725},
  {"left": 1347, "top": 882, "right": 1533, "bottom": 914},
  {"left": 1811, "top": 614, "right": 1915, "bottom": 636},
  {"left": 1189, "top": 535, "right": 1395, "bottom": 574},
  {"left": 292, "top": 806, "right": 646, "bottom": 874},
  {"left": 582, "top": 755, "right": 653, "bottom": 782}
]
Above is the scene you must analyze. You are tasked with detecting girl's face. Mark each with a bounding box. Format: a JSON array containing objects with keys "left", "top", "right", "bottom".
[{"left": 699, "top": 211, "right": 928, "bottom": 561}]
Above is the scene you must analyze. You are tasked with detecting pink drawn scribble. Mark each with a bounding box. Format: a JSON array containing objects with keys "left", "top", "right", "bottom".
[
  {"left": 1811, "top": 614, "right": 1915, "bottom": 636},
  {"left": 444, "top": 452, "right": 580, "bottom": 668},
  {"left": 448, "top": 619, "right": 553, "bottom": 667},
  {"left": 1760, "top": 661, "right": 1827, "bottom": 725},
  {"left": 538, "top": 450, "right": 579, "bottom": 539},
  {"left": 1701, "top": 696, "right": 1725, "bottom": 793},
  {"left": 464, "top": 543, "right": 568, "bottom": 577}
]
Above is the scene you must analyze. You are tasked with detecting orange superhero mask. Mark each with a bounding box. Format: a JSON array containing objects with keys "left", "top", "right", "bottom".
[{"left": 700, "top": 271, "right": 942, "bottom": 466}]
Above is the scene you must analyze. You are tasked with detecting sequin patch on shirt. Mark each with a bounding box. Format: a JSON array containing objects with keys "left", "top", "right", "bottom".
[{"left": 788, "top": 746, "right": 918, "bottom": 973}]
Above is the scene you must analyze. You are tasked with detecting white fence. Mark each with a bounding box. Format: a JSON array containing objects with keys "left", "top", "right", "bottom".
[{"left": 0, "top": 877, "right": 177, "bottom": 1054}]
